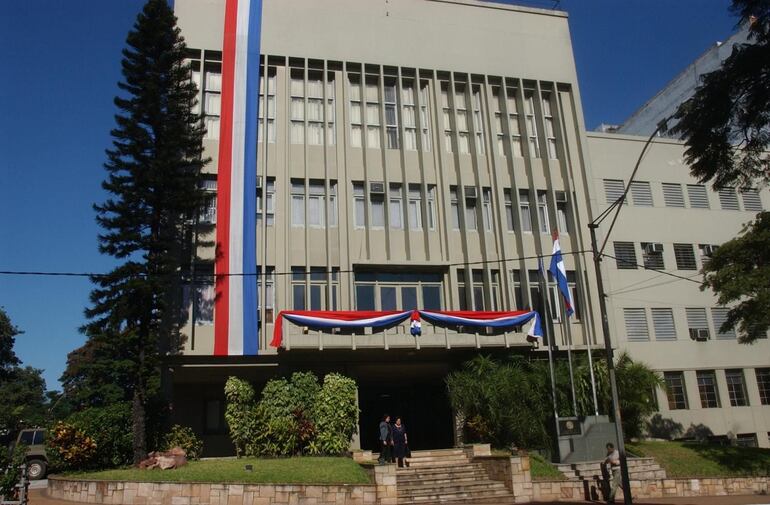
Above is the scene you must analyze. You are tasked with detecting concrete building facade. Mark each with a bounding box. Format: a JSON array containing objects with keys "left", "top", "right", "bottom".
[{"left": 170, "top": 0, "right": 770, "bottom": 455}]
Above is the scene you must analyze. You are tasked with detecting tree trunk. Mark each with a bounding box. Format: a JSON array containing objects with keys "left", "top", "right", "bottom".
[{"left": 132, "top": 385, "right": 147, "bottom": 465}]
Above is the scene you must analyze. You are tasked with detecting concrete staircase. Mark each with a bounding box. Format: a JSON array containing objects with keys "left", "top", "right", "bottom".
[
  {"left": 557, "top": 457, "right": 667, "bottom": 482},
  {"left": 396, "top": 448, "right": 516, "bottom": 504}
]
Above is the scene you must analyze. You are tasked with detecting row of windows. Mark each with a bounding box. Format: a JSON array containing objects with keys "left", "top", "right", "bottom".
[
  {"left": 612, "top": 241, "right": 717, "bottom": 271},
  {"left": 188, "top": 53, "right": 562, "bottom": 160},
  {"left": 603, "top": 179, "right": 764, "bottom": 212},
  {"left": 664, "top": 368, "right": 770, "bottom": 410},
  {"left": 622, "top": 306, "right": 741, "bottom": 342}
]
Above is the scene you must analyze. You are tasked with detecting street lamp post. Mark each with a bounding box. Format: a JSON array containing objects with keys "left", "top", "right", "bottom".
[{"left": 587, "top": 119, "right": 669, "bottom": 505}]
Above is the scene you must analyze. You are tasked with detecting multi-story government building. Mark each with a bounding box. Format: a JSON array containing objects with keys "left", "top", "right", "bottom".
[{"left": 170, "top": 0, "right": 770, "bottom": 456}]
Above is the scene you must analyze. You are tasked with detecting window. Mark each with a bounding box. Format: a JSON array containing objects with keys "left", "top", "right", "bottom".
[
  {"left": 686, "top": 308, "right": 710, "bottom": 341},
  {"left": 741, "top": 188, "right": 763, "bottom": 212},
  {"left": 630, "top": 181, "right": 654, "bottom": 207},
  {"left": 370, "top": 183, "right": 385, "bottom": 228},
  {"left": 349, "top": 74, "right": 363, "bottom": 147},
  {"left": 719, "top": 187, "right": 740, "bottom": 210},
  {"left": 384, "top": 79, "right": 399, "bottom": 149},
  {"left": 307, "top": 71, "right": 335, "bottom": 145},
  {"left": 427, "top": 185, "right": 436, "bottom": 230},
  {"left": 493, "top": 87, "right": 523, "bottom": 157},
  {"left": 662, "top": 183, "right": 685, "bottom": 208},
  {"left": 441, "top": 83, "right": 453, "bottom": 153},
  {"left": 641, "top": 242, "right": 664, "bottom": 269},
  {"left": 402, "top": 80, "right": 418, "bottom": 151},
  {"left": 624, "top": 308, "right": 649, "bottom": 341},
  {"left": 464, "top": 186, "right": 478, "bottom": 231},
  {"left": 291, "top": 179, "right": 337, "bottom": 227},
  {"left": 566, "top": 271, "right": 581, "bottom": 321},
  {"left": 202, "top": 62, "right": 222, "bottom": 140},
  {"left": 664, "top": 371, "right": 688, "bottom": 410},
  {"left": 687, "top": 184, "right": 710, "bottom": 209},
  {"left": 458, "top": 269, "right": 499, "bottom": 311},
  {"left": 354, "top": 272, "right": 443, "bottom": 311},
  {"left": 536, "top": 190, "right": 550, "bottom": 233},
  {"left": 258, "top": 68, "right": 277, "bottom": 143},
  {"left": 259, "top": 267, "right": 275, "bottom": 324},
  {"left": 756, "top": 368, "right": 770, "bottom": 405},
  {"left": 353, "top": 182, "right": 365, "bottom": 228},
  {"left": 389, "top": 183, "right": 403, "bottom": 229},
  {"left": 556, "top": 191, "right": 570, "bottom": 233},
  {"left": 725, "top": 369, "right": 748, "bottom": 407},
  {"left": 711, "top": 307, "right": 736, "bottom": 339},
  {"left": 603, "top": 179, "right": 626, "bottom": 205},
  {"left": 419, "top": 82, "right": 431, "bottom": 151},
  {"left": 736, "top": 434, "right": 758, "bottom": 448},
  {"left": 698, "top": 243, "right": 718, "bottom": 267},
  {"left": 291, "top": 181, "right": 305, "bottom": 226},
  {"left": 524, "top": 90, "right": 539, "bottom": 157},
  {"left": 613, "top": 242, "right": 637, "bottom": 269},
  {"left": 511, "top": 270, "right": 524, "bottom": 309},
  {"left": 673, "top": 243, "right": 697, "bottom": 270},
  {"left": 504, "top": 189, "right": 515, "bottom": 231},
  {"left": 407, "top": 184, "right": 422, "bottom": 230},
  {"left": 454, "top": 84, "right": 470, "bottom": 154},
  {"left": 450, "top": 186, "right": 460, "bottom": 230},
  {"left": 542, "top": 92, "right": 557, "bottom": 159},
  {"left": 290, "top": 69, "right": 305, "bottom": 144},
  {"left": 482, "top": 188, "right": 493, "bottom": 231},
  {"left": 256, "top": 178, "right": 275, "bottom": 226},
  {"left": 292, "top": 267, "right": 339, "bottom": 311},
  {"left": 651, "top": 308, "right": 676, "bottom": 340},
  {"left": 199, "top": 179, "right": 217, "bottom": 224},
  {"left": 365, "top": 75, "right": 381, "bottom": 148},
  {"left": 696, "top": 370, "right": 720, "bottom": 408},
  {"left": 519, "top": 189, "right": 533, "bottom": 232},
  {"left": 471, "top": 85, "right": 485, "bottom": 154},
  {"left": 192, "top": 265, "right": 215, "bottom": 325},
  {"left": 33, "top": 430, "right": 45, "bottom": 445}
]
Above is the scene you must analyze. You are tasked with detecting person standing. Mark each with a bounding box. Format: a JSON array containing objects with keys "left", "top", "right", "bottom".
[
  {"left": 604, "top": 442, "right": 621, "bottom": 504},
  {"left": 378, "top": 414, "right": 393, "bottom": 465},
  {"left": 392, "top": 417, "right": 409, "bottom": 468}
]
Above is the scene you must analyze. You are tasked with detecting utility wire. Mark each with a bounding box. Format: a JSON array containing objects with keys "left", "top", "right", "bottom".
[
  {"left": 599, "top": 252, "right": 703, "bottom": 285},
  {"left": 0, "top": 249, "right": 593, "bottom": 281}
]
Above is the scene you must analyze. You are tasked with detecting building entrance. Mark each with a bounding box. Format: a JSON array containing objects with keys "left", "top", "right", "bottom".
[{"left": 358, "top": 381, "right": 454, "bottom": 451}]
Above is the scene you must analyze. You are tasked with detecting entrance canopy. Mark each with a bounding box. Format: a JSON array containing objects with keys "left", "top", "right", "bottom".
[{"left": 270, "top": 309, "right": 542, "bottom": 348}]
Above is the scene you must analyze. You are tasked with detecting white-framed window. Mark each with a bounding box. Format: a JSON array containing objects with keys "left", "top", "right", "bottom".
[
  {"left": 389, "top": 183, "right": 403, "bottom": 229},
  {"left": 402, "top": 80, "right": 418, "bottom": 151},
  {"left": 604, "top": 179, "right": 627, "bottom": 205},
  {"left": 673, "top": 243, "right": 697, "bottom": 270},
  {"left": 504, "top": 189, "right": 515, "bottom": 231},
  {"left": 482, "top": 188, "right": 492, "bottom": 231},
  {"left": 624, "top": 308, "right": 649, "bottom": 341},
  {"left": 712, "top": 307, "right": 736, "bottom": 340},
  {"left": 370, "top": 184, "right": 385, "bottom": 228},
  {"left": 292, "top": 267, "right": 339, "bottom": 311},
  {"left": 290, "top": 69, "right": 305, "bottom": 145},
  {"left": 507, "top": 88, "right": 523, "bottom": 157},
  {"left": 492, "top": 86, "right": 523, "bottom": 158},
  {"left": 454, "top": 84, "right": 470, "bottom": 154},
  {"left": 349, "top": 74, "right": 363, "bottom": 148},
  {"left": 203, "top": 62, "right": 222, "bottom": 140},
  {"left": 556, "top": 191, "right": 569, "bottom": 233},
  {"left": 524, "top": 90, "right": 539, "bottom": 158},
  {"left": 471, "top": 84, "right": 485, "bottom": 154},
  {"left": 536, "top": 190, "right": 550, "bottom": 233},
  {"left": 306, "top": 70, "right": 335, "bottom": 146},
  {"left": 651, "top": 307, "right": 676, "bottom": 340},
  {"left": 291, "top": 179, "right": 337, "bottom": 228},
  {"left": 687, "top": 184, "right": 710, "bottom": 208},
  {"left": 519, "top": 189, "right": 533, "bottom": 232},
  {"left": 256, "top": 178, "right": 275, "bottom": 226},
  {"left": 365, "top": 75, "right": 381, "bottom": 148},
  {"left": 542, "top": 92, "right": 557, "bottom": 159},
  {"left": 353, "top": 182, "right": 365, "bottom": 228},
  {"left": 450, "top": 185, "right": 460, "bottom": 230},
  {"left": 258, "top": 67, "right": 277, "bottom": 143},
  {"left": 259, "top": 266, "right": 275, "bottom": 323},
  {"left": 354, "top": 272, "right": 442, "bottom": 311},
  {"left": 199, "top": 178, "right": 217, "bottom": 224},
  {"left": 191, "top": 264, "right": 216, "bottom": 326},
  {"left": 419, "top": 82, "right": 431, "bottom": 152},
  {"left": 384, "top": 79, "right": 399, "bottom": 149},
  {"left": 662, "top": 183, "right": 685, "bottom": 208},
  {"left": 427, "top": 185, "right": 437, "bottom": 230},
  {"left": 718, "top": 187, "right": 740, "bottom": 210},
  {"left": 407, "top": 184, "right": 422, "bottom": 230},
  {"left": 630, "top": 181, "right": 654, "bottom": 207},
  {"left": 458, "top": 269, "right": 500, "bottom": 311},
  {"left": 441, "top": 83, "right": 453, "bottom": 153},
  {"left": 291, "top": 179, "right": 305, "bottom": 226},
  {"left": 464, "top": 186, "right": 478, "bottom": 231}
]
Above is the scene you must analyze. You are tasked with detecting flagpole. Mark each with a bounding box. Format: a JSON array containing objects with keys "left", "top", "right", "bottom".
[
  {"left": 586, "top": 326, "right": 600, "bottom": 416},
  {"left": 544, "top": 266, "right": 577, "bottom": 418},
  {"left": 561, "top": 297, "right": 579, "bottom": 417},
  {"left": 538, "top": 259, "right": 560, "bottom": 461}
]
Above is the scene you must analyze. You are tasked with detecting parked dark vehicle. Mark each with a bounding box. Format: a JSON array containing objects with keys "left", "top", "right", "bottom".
[{"left": 8, "top": 429, "right": 48, "bottom": 480}]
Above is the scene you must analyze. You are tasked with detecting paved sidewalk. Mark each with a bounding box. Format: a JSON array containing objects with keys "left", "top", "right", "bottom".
[{"left": 28, "top": 488, "right": 770, "bottom": 505}]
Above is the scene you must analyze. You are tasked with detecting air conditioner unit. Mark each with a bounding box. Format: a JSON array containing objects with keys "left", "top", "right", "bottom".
[
  {"left": 370, "top": 182, "right": 385, "bottom": 194},
  {"left": 555, "top": 191, "right": 568, "bottom": 202},
  {"left": 464, "top": 186, "right": 478, "bottom": 199},
  {"left": 689, "top": 328, "right": 710, "bottom": 341},
  {"left": 256, "top": 177, "right": 262, "bottom": 188},
  {"left": 702, "top": 244, "right": 718, "bottom": 256},
  {"left": 645, "top": 243, "right": 664, "bottom": 254}
]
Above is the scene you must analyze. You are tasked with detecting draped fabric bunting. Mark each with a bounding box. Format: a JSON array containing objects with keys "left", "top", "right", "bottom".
[
  {"left": 213, "top": 0, "right": 263, "bottom": 356},
  {"left": 270, "top": 309, "right": 542, "bottom": 348}
]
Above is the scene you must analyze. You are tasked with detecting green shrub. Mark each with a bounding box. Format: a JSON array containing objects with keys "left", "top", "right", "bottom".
[
  {"left": 66, "top": 402, "right": 133, "bottom": 468},
  {"left": 162, "top": 425, "right": 203, "bottom": 460},
  {"left": 47, "top": 421, "right": 98, "bottom": 471},
  {"left": 311, "top": 373, "right": 358, "bottom": 456},
  {"left": 0, "top": 443, "right": 27, "bottom": 498},
  {"left": 224, "top": 377, "right": 257, "bottom": 458}
]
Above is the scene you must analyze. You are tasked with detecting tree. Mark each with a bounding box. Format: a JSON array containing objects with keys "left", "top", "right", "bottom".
[
  {"left": 0, "top": 308, "right": 21, "bottom": 381},
  {"left": 672, "top": 1, "right": 770, "bottom": 342},
  {"left": 81, "top": 0, "right": 207, "bottom": 463}
]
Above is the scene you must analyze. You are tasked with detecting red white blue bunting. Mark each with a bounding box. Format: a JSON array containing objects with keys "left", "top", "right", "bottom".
[{"left": 270, "top": 309, "right": 542, "bottom": 348}]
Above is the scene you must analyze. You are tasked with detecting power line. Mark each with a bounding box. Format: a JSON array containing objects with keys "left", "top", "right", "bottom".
[
  {"left": 599, "top": 252, "right": 703, "bottom": 285},
  {"left": 0, "top": 249, "right": 593, "bottom": 281}
]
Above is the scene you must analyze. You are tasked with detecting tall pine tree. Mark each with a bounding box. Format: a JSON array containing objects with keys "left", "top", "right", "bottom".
[{"left": 82, "top": 0, "right": 207, "bottom": 463}]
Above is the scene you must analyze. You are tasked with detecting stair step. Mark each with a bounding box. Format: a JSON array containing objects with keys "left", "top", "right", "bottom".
[
  {"left": 409, "top": 449, "right": 466, "bottom": 458},
  {"left": 400, "top": 496, "right": 516, "bottom": 505},
  {"left": 397, "top": 464, "right": 484, "bottom": 475},
  {"left": 398, "top": 470, "right": 489, "bottom": 482},
  {"left": 398, "top": 475, "right": 491, "bottom": 488},
  {"left": 398, "top": 488, "right": 515, "bottom": 502},
  {"left": 399, "top": 481, "right": 508, "bottom": 495}
]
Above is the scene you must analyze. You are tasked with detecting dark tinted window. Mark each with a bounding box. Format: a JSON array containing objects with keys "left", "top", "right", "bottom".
[
  {"left": 19, "top": 431, "right": 34, "bottom": 445},
  {"left": 33, "top": 430, "right": 45, "bottom": 445}
]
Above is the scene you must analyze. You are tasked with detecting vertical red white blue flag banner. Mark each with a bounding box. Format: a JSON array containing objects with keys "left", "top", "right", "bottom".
[
  {"left": 549, "top": 237, "right": 575, "bottom": 318},
  {"left": 214, "top": 0, "right": 262, "bottom": 356}
]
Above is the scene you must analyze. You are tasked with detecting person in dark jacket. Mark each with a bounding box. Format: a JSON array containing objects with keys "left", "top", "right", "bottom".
[
  {"left": 392, "top": 417, "right": 409, "bottom": 468},
  {"left": 378, "top": 414, "right": 393, "bottom": 464}
]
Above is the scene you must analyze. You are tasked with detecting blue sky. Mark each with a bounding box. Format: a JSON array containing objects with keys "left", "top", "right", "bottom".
[{"left": 0, "top": 0, "right": 737, "bottom": 390}]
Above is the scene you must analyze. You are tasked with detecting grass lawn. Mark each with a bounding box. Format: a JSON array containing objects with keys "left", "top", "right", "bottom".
[
  {"left": 627, "top": 441, "right": 770, "bottom": 478},
  {"left": 491, "top": 449, "right": 565, "bottom": 481},
  {"left": 61, "top": 457, "right": 371, "bottom": 485}
]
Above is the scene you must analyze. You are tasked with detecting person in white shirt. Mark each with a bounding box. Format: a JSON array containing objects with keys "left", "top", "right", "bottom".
[{"left": 604, "top": 442, "right": 621, "bottom": 504}]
